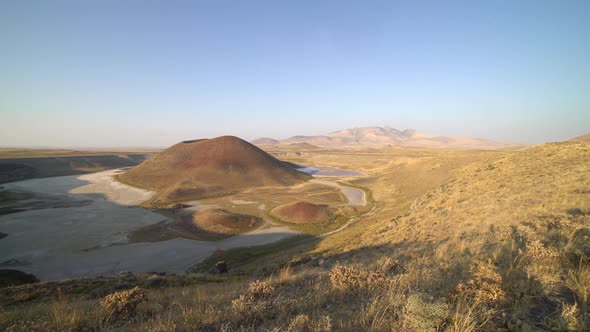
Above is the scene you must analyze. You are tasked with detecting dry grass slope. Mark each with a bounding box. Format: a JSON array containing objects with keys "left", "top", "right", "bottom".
[{"left": 569, "top": 133, "right": 590, "bottom": 142}]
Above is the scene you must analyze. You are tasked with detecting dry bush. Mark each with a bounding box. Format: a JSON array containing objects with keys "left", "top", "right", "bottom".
[
  {"left": 231, "top": 280, "right": 275, "bottom": 324},
  {"left": 138, "top": 315, "right": 177, "bottom": 332},
  {"left": 359, "top": 296, "right": 397, "bottom": 331},
  {"left": 5, "top": 321, "right": 51, "bottom": 332},
  {"left": 447, "top": 296, "right": 478, "bottom": 332},
  {"left": 49, "top": 289, "right": 80, "bottom": 331},
  {"left": 403, "top": 292, "right": 449, "bottom": 331},
  {"left": 451, "top": 259, "right": 507, "bottom": 329},
  {"left": 567, "top": 226, "right": 590, "bottom": 263},
  {"left": 545, "top": 302, "right": 587, "bottom": 331},
  {"left": 241, "top": 279, "right": 274, "bottom": 302},
  {"left": 329, "top": 263, "right": 390, "bottom": 291},
  {"left": 287, "top": 314, "right": 311, "bottom": 331},
  {"left": 284, "top": 314, "right": 333, "bottom": 332},
  {"left": 378, "top": 257, "right": 404, "bottom": 274},
  {"left": 277, "top": 265, "right": 293, "bottom": 285},
  {"left": 457, "top": 260, "right": 505, "bottom": 306},
  {"left": 566, "top": 263, "right": 590, "bottom": 307},
  {"left": 99, "top": 286, "right": 147, "bottom": 322},
  {"left": 525, "top": 239, "right": 560, "bottom": 260}
]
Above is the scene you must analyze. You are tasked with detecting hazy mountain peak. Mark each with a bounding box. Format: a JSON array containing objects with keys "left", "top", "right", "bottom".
[
  {"left": 251, "top": 137, "right": 279, "bottom": 145},
  {"left": 328, "top": 126, "right": 401, "bottom": 138},
  {"left": 401, "top": 129, "right": 417, "bottom": 137},
  {"left": 252, "top": 126, "right": 526, "bottom": 150}
]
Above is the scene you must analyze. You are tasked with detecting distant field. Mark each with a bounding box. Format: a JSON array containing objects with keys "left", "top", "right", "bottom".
[
  {"left": 0, "top": 148, "right": 156, "bottom": 183},
  {"left": 0, "top": 148, "right": 159, "bottom": 159}
]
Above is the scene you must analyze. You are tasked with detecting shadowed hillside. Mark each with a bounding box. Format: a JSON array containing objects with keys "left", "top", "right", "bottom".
[{"left": 118, "top": 136, "right": 310, "bottom": 204}]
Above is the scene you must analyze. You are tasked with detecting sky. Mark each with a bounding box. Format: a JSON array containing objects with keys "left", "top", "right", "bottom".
[{"left": 1, "top": 1, "right": 589, "bottom": 148}]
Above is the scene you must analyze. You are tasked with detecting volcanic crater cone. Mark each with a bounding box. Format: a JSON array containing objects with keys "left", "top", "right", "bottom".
[
  {"left": 191, "top": 209, "right": 262, "bottom": 236},
  {"left": 118, "top": 136, "right": 310, "bottom": 203},
  {"left": 271, "top": 201, "right": 333, "bottom": 224}
]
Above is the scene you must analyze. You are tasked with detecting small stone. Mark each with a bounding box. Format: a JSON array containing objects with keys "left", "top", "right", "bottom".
[{"left": 210, "top": 261, "right": 228, "bottom": 274}]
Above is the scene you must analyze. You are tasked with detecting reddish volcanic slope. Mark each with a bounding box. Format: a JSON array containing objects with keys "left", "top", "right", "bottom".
[{"left": 119, "top": 136, "right": 309, "bottom": 202}]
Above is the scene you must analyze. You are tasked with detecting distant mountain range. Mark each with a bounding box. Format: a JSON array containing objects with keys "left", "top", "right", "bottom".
[{"left": 252, "top": 126, "right": 525, "bottom": 149}]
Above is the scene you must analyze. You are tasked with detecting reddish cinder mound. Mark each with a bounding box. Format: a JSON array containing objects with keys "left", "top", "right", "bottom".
[
  {"left": 271, "top": 201, "right": 332, "bottom": 224},
  {"left": 192, "top": 209, "right": 261, "bottom": 235},
  {"left": 118, "top": 136, "right": 310, "bottom": 202}
]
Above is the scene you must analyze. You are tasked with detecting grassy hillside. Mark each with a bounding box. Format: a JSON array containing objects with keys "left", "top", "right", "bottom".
[
  {"left": 2, "top": 142, "right": 589, "bottom": 331},
  {"left": 569, "top": 133, "right": 590, "bottom": 142}
]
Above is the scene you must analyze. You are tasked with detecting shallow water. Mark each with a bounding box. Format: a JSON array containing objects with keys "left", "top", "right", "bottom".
[
  {"left": 0, "top": 166, "right": 366, "bottom": 280},
  {"left": 297, "top": 166, "right": 366, "bottom": 177},
  {"left": 0, "top": 169, "right": 299, "bottom": 280}
]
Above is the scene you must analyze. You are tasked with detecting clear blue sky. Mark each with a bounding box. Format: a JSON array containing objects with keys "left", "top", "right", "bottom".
[{"left": 1, "top": 1, "right": 589, "bottom": 147}]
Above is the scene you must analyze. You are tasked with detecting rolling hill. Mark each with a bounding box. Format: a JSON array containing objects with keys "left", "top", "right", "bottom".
[
  {"left": 250, "top": 137, "right": 279, "bottom": 145},
  {"left": 376, "top": 141, "right": 590, "bottom": 246},
  {"left": 252, "top": 126, "right": 525, "bottom": 149},
  {"left": 569, "top": 133, "right": 590, "bottom": 142},
  {"left": 118, "top": 136, "right": 310, "bottom": 203}
]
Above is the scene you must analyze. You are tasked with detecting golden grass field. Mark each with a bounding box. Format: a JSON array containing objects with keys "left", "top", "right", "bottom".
[{"left": 1, "top": 141, "right": 590, "bottom": 331}]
